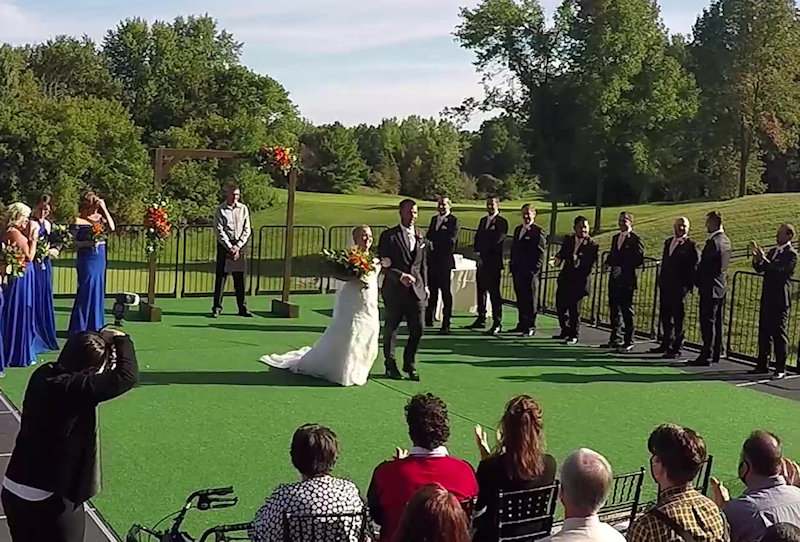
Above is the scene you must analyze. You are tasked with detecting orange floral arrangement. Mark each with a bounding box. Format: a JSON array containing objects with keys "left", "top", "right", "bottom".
[
  {"left": 2, "top": 244, "right": 27, "bottom": 281},
  {"left": 322, "top": 247, "right": 378, "bottom": 285},
  {"left": 144, "top": 197, "right": 172, "bottom": 256},
  {"left": 258, "top": 145, "right": 296, "bottom": 176},
  {"left": 87, "top": 220, "right": 108, "bottom": 246}
]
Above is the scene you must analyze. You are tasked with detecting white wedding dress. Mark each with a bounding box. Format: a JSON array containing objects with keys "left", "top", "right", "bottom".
[{"left": 260, "top": 270, "right": 380, "bottom": 386}]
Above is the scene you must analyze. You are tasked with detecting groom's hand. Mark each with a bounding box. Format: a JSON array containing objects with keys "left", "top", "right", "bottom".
[{"left": 400, "top": 273, "right": 416, "bottom": 287}]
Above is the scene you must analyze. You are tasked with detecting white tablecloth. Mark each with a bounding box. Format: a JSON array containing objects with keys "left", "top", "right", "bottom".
[{"left": 434, "top": 255, "right": 491, "bottom": 321}]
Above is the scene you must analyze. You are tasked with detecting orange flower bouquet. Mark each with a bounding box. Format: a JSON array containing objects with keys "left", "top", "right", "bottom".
[
  {"left": 144, "top": 198, "right": 172, "bottom": 256},
  {"left": 87, "top": 220, "right": 108, "bottom": 249},
  {"left": 322, "top": 247, "right": 378, "bottom": 285},
  {"left": 2, "top": 244, "right": 27, "bottom": 281}
]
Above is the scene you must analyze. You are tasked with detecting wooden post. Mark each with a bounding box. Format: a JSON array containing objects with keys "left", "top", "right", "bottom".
[
  {"left": 272, "top": 168, "right": 300, "bottom": 318},
  {"left": 141, "top": 251, "right": 162, "bottom": 322}
]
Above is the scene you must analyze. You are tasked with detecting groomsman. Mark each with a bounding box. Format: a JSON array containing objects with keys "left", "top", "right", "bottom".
[
  {"left": 603, "top": 211, "right": 645, "bottom": 352},
  {"left": 553, "top": 216, "right": 599, "bottom": 344},
  {"left": 750, "top": 224, "right": 797, "bottom": 380},
  {"left": 509, "top": 205, "right": 547, "bottom": 337},
  {"left": 691, "top": 211, "right": 732, "bottom": 366},
  {"left": 425, "top": 197, "right": 459, "bottom": 334},
  {"left": 467, "top": 197, "right": 509, "bottom": 335},
  {"left": 649, "top": 217, "right": 698, "bottom": 359}
]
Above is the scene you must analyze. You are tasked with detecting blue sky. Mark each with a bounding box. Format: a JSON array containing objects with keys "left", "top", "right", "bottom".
[{"left": 1, "top": 0, "right": 709, "bottom": 127}]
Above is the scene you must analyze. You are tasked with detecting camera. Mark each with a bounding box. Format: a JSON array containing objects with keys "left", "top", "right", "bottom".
[{"left": 112, "top": 293, "right": 140, "bottom": 326}]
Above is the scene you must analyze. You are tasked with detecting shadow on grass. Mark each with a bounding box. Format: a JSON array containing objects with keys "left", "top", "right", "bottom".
[
  {"left": 174, "top": 323, "right": 329, "bottom": 334},
  {"left": 138, "top": 368, "right": 339, "bottom": 387}
]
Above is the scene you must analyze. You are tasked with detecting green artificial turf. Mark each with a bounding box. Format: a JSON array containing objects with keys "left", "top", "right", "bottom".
[{"left": 2, "top": 295, "right": 800, "bottom": 538}]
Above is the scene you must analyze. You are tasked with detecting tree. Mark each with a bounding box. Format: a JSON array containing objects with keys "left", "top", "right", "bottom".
[
  {"left": 301, "top": 123, "right": 369, "bottom": 194},
  {"left": 691, "top": 0, "right": 800, "bottom": 197}
]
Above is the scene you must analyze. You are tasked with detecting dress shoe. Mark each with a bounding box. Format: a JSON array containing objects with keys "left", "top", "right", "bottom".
[
  {"left": 211, "top": 309, "right": 220, "bottom": 318},
  {"left": 488, "top": 325, "right": 502, "bottom": 336},
  {"left": 773, "top": 372, "right": 787, "bottom": 381},
  {"left": 648, "top": 346, "right": 668, "bottom": 354},
  {"left": 407, "top": 370, "right": 421, "bottom": 382},
  {"left": 238, "top": 309, "right": 254, "bottom": 318},
  {"left": 438, "top": 327, "right": 452, "bottom": 336},
  {"left": 617, "top": 343, "right": 634, "bottom": 353},
  {"left": 687, "top": 357, "right": 711, "bottom": 367},
  {"left": 385, "top": 368, "right": 403, "bottom": 380},
  {"left": 565, "top": 338, "right": 578, "bottom": 345},
  {"left": 520, "top": 329, "right": 535, "bottom": 338},
  {"left": 466, "top": 319, "right": 486, "bottom": 329},
  {"left": 748, "top": 367, "right": 769, "bottom": 375}
]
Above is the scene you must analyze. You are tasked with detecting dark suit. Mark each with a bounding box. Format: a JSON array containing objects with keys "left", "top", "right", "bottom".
[
  {"left": 696, "top": 231, "right": 732, "bottom": 363},
  {"left": 474, "top": 215, "right": 509, "bottom": 325},
  {"left": 2, "top": 336, "right": 138, "bottom": 542},
  {"left": 510, "top": 224, "right": 547, "bottom": 331},
  {"left": 754, "top": 245, "right": 798, "bottom": 373},
  {"left": 607, "top": 231, "right": 645, "bottom": 345},
  {"left": 425, "top": 214, "right": 459, "bottom": 328},
  {"left": 379, "top": 226, "right": 428, "bottom": 373},
  {"left": 555, "top": 236, "right": 599, "bottom": 338},
  {"left": 658, "top": 237, "right": 698, "bottom": 354}
]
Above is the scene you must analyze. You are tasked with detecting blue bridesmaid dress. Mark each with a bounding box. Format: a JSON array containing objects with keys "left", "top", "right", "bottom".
[
  {"left": 2, "top": 254, "right": 37, "bottom": 368},
  {"left": 68, "top": 225, "right": 106, "bottom": 335},
  {"left": 32, "top": 221, "right": 58, "bottom": 351}
]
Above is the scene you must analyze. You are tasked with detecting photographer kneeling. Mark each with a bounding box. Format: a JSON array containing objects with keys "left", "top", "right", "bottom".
[{"left": 2, "top": 328, "right": 138, "bottom": 542}]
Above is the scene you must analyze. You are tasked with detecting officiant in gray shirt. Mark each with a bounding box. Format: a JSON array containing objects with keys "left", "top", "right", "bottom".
[{"left": 212, "top": 183, "right": 253, "bottom": 318}]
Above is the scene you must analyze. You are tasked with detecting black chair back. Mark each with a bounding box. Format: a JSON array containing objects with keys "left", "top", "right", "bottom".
[
  {"left": 283, "top": 509, "right": 372, "bottom": 542},
  {"left": 597, "top": 468, "right": 645, "bottom": 528},
  {"left": 498, "top": 483, "right": 559, "bottom": 542},
  {"left": 198, "top": 522, "right": 253, "bottom": 542}
]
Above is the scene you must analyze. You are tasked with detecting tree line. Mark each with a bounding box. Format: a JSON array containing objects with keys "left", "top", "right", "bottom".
[
  {"left": 0, "top": 15, "right": 536, "bottom": 224},
  {"left": 454, "top": 0, "right": 800, "bottom": 227}
]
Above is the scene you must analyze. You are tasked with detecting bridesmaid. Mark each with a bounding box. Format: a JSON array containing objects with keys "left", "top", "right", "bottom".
[
  {"left": 1, "top": 203, "right": 39, "bottom": 368},
  {"left": 68, "top": 191, "right": 115, "bottom": 336},
  {"left": 31, "top": 194, "right": 59, "bottom": 351}
]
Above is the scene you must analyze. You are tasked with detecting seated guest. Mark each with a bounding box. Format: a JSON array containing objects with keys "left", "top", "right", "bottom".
[
  {"left": 710, "top": 431, "right": 800, "bottom": 542},
  {"left": 394, "top": 484, "right": 471, "bottom": 542},
  {"left": 542, "top": 449, "right": 625, "bottom": 542},
  {"left": 367, "top": 393, "right": 478, "bottom": 542},
  {"left": 250, "top": 424, "right": 366, "bottom": 542},
  {"left": 762, "top": 524, "right": 800, "bottom": 542},
  {"left": 2, "top": 329, "right": 138, "bottom": 542},
  {"left": 628, "top": 424, "right": 728, "bottom": 542},
  {"left": 473, "top": 395, "right": 557, "bottom": 542}
]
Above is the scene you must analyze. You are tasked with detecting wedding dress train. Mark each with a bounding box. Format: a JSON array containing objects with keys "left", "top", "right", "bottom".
[{"left": 260, "top": 271, "right": 380, "bottom": 386}]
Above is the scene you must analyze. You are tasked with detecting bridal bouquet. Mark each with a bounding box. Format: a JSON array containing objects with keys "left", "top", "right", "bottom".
[{"left": 322, "top": 247, "right": 378, "bottom": 285}]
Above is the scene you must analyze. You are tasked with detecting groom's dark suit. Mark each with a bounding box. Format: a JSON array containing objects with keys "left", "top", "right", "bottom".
[{"left": 379, "top": 225, "right": 428, "bottom": 375}]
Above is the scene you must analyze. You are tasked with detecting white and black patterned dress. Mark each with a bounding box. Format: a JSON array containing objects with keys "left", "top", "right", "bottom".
[{"left": 249, "top": 475, "right": 369, "bottom": 542}]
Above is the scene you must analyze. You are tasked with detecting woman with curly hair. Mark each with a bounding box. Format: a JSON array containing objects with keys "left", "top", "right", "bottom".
[
  {"left": 368, "top": 393, "right": 478, "bottom": 542},
  {"left": 393, "top": 484, "right": 471, "bottom": 542},
  {"left": 473, "top": 395, "right": 557, "bottom": 542}
]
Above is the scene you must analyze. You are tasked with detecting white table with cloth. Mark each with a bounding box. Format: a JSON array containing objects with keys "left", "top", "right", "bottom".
[{"left": 433, "top": 254, "right": 491, "bottom": 321}]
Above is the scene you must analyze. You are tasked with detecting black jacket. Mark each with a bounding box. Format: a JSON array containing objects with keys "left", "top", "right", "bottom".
[
  {"left": 379, "top": 226, "right": 428, "bottom": 301},
  {"left": 754, "top": 245, "right": 798, "bottom": 309},
  {"left": 697, "top": 232, "right": 732, "bottom": 299},
  {"left": 659, "top": 237, "right": 699, "bottom": 297},
  {"left": 5, "top": 336, "right": 138, "bottom": 504},
  {"left": 510, "top": 224, "right": 547, "bottom": 276},
  {"left": 426, "top": 214, "right": 459, "bottom": 270},
  {"left": 556, "top": 235, "right": 600, "bottom": 299},
  {"left": 607, "top": 231, "right": 645, "bottom": 289},
  {"left": 474, "top": 215, "right": 509, "bottom": 270}
]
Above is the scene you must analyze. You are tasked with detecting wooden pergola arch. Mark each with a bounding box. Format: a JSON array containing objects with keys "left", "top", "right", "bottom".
[{"left": 143, "top": 148, "right": 300, "bottom": 321}]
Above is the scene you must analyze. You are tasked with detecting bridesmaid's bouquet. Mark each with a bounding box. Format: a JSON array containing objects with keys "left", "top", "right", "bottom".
[
  {"left": 50, "top": 224, "right": 73, "bottom": 250},
  {"left": 2, "top": 245, "right": 27, "bottom": 281},
  {"left": 88, "top": 221, "right": 108, "bottom": 248},
  {"left": 322, "top": 247, "right": 378, "bottom": 285}
]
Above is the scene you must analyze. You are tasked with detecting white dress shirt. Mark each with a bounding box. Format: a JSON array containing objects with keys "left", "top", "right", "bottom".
[
  {"left": 215, "top": 201, "right": 252, "bottom": 250},
  {"left": 542, "top": 515, "right": 626, "bottom": 542},
  {"left": 485, "top": 212, "right": 499, "bottom": 229},
  {"left": 436, "top": 213, "right": 450, "bottom": 230},
  {"left": 709, "top": 226, "right": 725, "bottom": 239},
  {"left": 775, "top": 241, "right": 793, "bottom": 256},
  {"left": 402, "top": 225, "right": 416, "bottom": 252},
  {"left": 519, "top": 223, "right": 531, "bottom": 240},
  {"left": 617, "top": 230, "right": 631, "bottom": 250},
  {"left": 669, "top": 235, "right": 688, "bottom": 256}
]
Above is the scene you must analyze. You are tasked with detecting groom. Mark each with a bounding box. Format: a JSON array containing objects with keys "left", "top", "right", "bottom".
[{"left": 379, "top": 199, "right": 428, "bottom": 382}]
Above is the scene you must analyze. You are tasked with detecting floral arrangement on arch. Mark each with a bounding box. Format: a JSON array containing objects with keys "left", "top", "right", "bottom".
[
  {"left": 144, "top": 197, "right": 172, "bottom": 256},
  {"left": 321, "top": 247, "right": 378, "bottom": 286},
  {"left": 257, "top": 145, "right": 297, "bottom": 176},
  {"left": 2, "top": 244, "right": 27, "bottom": 281}
]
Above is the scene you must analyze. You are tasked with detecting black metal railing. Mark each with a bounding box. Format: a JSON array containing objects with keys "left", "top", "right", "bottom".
[{"left": 254, "top": 226, "right": 326, "bottom": 295}]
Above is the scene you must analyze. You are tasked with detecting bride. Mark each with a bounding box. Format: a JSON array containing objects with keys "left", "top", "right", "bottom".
[{"left": 260, "top": 225, "right": 380, "bottom": 386}]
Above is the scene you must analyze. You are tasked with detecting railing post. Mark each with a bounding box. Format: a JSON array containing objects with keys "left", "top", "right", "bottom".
[
  {"left": 725, "top": 272, "right": 739, "bottom": 360},
  {"left": 650, "top": 262, "right": 660, "bottom": 339}
]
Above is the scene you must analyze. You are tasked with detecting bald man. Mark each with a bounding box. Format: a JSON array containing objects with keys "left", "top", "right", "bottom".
[
  {"left": 751, "top": 224, "right": 798, "bottom": 379},
  {"left": 650, "top": 217, "right": 698, "bottom": 359}
]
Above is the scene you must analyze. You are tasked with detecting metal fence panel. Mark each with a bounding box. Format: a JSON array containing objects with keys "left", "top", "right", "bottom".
[
  {"left": 181, "top": 226, "right": 256, "bottom": 297},
  {"left": 255, "top": 226, "right": 325, "bottom": 294}
]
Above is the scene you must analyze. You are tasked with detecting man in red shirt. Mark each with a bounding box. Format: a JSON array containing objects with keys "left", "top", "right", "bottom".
[{"left": 367, "top": 393, "right": 478, "bottom": 542}]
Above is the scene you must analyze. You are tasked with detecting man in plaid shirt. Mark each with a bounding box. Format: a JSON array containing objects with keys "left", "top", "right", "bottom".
[{"left": 628, "top": 424, "right": 729, "bottom": 542}]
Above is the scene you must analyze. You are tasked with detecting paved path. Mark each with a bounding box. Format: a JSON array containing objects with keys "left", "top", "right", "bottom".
[{"left": 0, "top": 392, "right": 118, "bottom": 542}]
